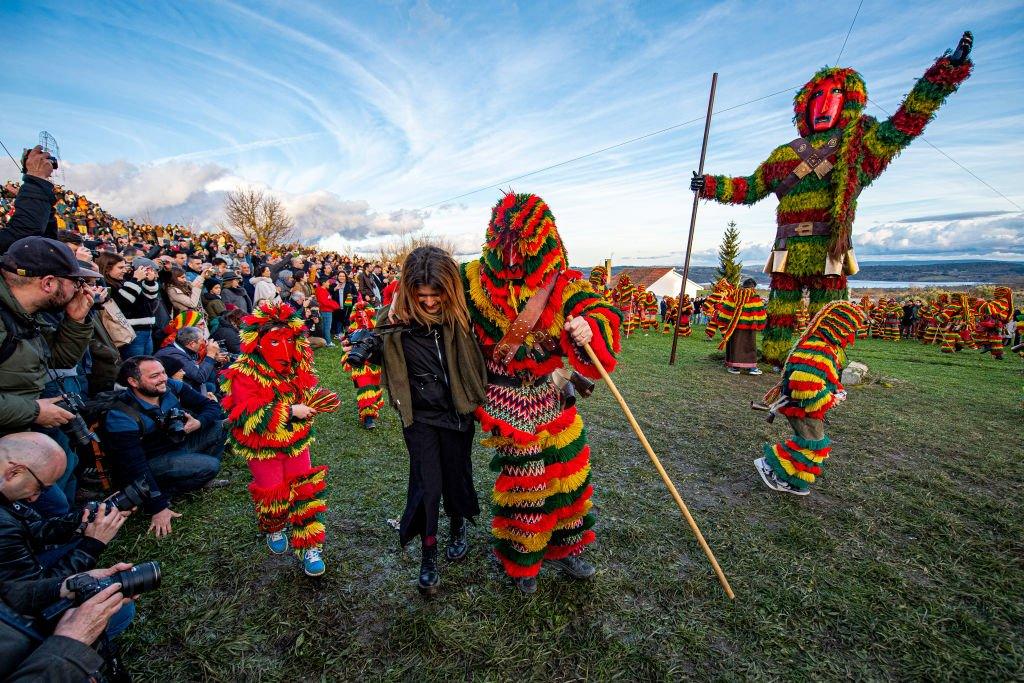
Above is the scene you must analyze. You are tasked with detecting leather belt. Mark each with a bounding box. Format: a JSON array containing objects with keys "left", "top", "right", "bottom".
[{"left": 774, "top": 221, "right": 832, "bottom": 249}]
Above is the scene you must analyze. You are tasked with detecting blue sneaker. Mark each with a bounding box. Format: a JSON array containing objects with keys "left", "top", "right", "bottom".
[
  {"left": 266, "top": 531, "right": 289, "bottom": 555},
  {"left": 303, "top": 548, "right": 325, "bottom": 576}
]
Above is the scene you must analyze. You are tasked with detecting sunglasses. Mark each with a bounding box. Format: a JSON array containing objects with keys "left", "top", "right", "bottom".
[{"left": 21, "top": 464, "right": 51, "bottom": 494}]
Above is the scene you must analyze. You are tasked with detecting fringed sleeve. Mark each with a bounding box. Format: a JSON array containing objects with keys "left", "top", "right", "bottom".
[
  {"left": 558, "top": 276, "right": 622, "bottom": 379},
  {"left": 699, "top": 142, "right": 792, "bottom": 205}
]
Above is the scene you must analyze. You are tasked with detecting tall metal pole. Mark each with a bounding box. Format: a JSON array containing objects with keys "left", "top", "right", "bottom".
[{"left": 669, "top": 72, "right": 718, "bottom": 365}]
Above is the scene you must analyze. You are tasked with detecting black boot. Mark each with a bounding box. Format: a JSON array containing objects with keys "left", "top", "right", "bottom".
[
  {"left": 445, "top": 517, "right": 469, "bottom": 562},
  {"left": 418, "top": 544, "right": 440, "bottom": 596}
]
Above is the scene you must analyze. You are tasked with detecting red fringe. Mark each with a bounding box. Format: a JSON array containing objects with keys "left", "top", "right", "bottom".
[
  {"left": 476, "top": 408, "right": 539, "bottom": 446},
  {"left": 924, "top": 57, "right": 972, "bottom": 87},
  {"left": 543, "top": 530, "right": 596, "bottom": 560},
  {"left": 493, "top": 549, "right": 541, "bottom": 578},
  {"left": 248, "top": 480, "right": 291, "bottom": 505},
  {"left": 290, "top": 501, "right": 327, "bottom": 524},
  {"left": 494, "top": 447, "right": 590, "bottom": 492}
]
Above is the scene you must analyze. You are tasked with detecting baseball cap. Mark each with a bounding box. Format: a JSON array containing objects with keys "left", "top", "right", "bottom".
[
  {"left": 132, "top": 257, "right": 159, "bottom": 271},
  {"left": 1, "top": 237, "right": 101, "bottom": 279}
]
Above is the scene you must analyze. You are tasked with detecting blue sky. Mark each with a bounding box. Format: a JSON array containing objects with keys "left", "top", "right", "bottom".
[{"left": 2, "top": 0, "right": 1022, "bottom": 264}]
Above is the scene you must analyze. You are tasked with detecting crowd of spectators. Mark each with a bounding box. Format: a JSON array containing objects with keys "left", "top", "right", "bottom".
[{"left": 0, "top": 145, "right": 400, "bottom": 678}]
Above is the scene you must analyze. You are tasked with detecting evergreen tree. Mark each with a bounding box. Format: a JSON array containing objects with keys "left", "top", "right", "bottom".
[{"left": 715, "top": 221, "right": 743, "bottom": 285}]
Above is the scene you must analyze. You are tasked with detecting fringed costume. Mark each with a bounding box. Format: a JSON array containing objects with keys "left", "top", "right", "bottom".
[
  {"left": 713, "top": 283, "right": 767, "bottom": 371},
  {"left": 920, "top": 298, "right": 942, "bottom": 344},
  {"left": 221, "top": 303, "right": 338, "bottom": 571},
  {"left": 756, "top": 300, "right": 866, "bottom": 495},
  {"left": 704, "top": 278, "right": 735, "bottom": 339},
  {"left": 856, "top": 296, "right": 871, "bottom": 339},
  {"left": 461, "top": 191, "right": 621, "bottom": 581},
  {"left": 639, "top": 290, "right": 659, "bottom": 333},
  {"left": 589, "top": 266, "right": 611, "bottom": 301},
  {"left": 881, "top": 299, "right": 902, "bottom": 341},
  {"left": 612, "top": 274, "right": 638, "bottom": 338},
  {"left": 676, "top": 294, "right": 694, "bottom": 337},
  {"left": 975, "top": 287, "right": 1013, "bottom": 359},
  {"left": 662, "top": 295, "right": 678, "bottom": 333},
  {"left": 341, "top": 301, "right": 385, "bottom": 426},
  {"left": 938, "top": 294, "right": 975, "bottom": 354},
  {"left": 695, "top": 36, "right": 973, "bottom": 366}
]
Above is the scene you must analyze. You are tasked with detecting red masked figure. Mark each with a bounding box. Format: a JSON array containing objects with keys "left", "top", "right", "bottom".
[{"left": 221, "top": 303, "right": 339, "bottom": 577}]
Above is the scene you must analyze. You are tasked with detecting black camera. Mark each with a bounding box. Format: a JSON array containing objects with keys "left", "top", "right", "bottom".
[
  {"left": 42, "top": 562, "right": 161, "bottom": 623},
  {"left": 21, "top": 147, "right": 58, "bottom": 172},
  {"left": 55, "top": 392, "right": 99, "bottom": 446},
  {"left": 84, "top": 478, "right": 151, "bottom": 517},
  {"left": 156, "top": 408, "right": 189, "bottom": 443},
  {"left": 345, "top": 328, "right": 384, "bottom": 367}
]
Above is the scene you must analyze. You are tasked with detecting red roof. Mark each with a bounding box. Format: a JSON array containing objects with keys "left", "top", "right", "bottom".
[{"left": 615, "top": 267, "right": 674, "bottom": 291}]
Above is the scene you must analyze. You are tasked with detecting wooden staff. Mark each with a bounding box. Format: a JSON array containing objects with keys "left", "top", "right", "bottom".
[
  {"left": 582, "top": 341, "right": 735, "bottom": 599},
  {"left": 670, "top": 72, "right": 718, "bottom": 365}
]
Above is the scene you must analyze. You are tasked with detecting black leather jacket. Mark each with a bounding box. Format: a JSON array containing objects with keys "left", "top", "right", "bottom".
[{"left": 0, "top": 494, "right": 107, "bottom": 583}]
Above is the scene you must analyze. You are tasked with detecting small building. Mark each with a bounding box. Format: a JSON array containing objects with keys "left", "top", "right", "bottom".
[{"left": 614, "top": 267, "right": 700, "bottom": 299}]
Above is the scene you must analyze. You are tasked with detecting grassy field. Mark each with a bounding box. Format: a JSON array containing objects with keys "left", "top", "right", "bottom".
[{"left": 110, "top": 329, "right": 1023, "bottom": 681}]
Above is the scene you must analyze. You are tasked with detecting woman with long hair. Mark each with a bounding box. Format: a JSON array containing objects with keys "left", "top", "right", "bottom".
[
  {"left": 351, "top": 246, "right": 487, "bottom": 596},
  {"left": 166, "top": 264, "right": 210, "bottom": 316},
  {"left": 97, "top": 252, "right": 160, "bottom": 359}
]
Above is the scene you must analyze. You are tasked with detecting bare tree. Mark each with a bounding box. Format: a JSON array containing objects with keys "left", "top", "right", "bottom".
[
  {"left": 223, "top": 187, "right": 295, "bottom": 250},
  {"left": 375, "top": 231, "right": 459, "bottom": 265}
]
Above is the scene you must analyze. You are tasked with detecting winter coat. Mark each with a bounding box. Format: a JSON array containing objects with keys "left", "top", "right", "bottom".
[
  {"left": 251, "top": 277, "right": 280, "bottom": 308},
  {"left": 315, "top": 285, "right": 340, "bottom": 312},
  {"left": 221, "top": 285, "right": 252, "bottom": 313},
  {"left": 166, "top": 277, "right": 206, "bottom": 315},
  {"left": 109, "top": 276, "right": 159, "bottom": 331},
  {"left": 0, "top": 277, "right": 93, "bottom": 433},
  {"left": 0, "top": 176, "right": 58, "bottom": 254}
]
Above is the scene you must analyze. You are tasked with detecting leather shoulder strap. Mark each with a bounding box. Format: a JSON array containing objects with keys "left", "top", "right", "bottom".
[
  {"left": 493, "top": 273, "right": 559, "bottom": 364},
  {"left": 774, "top": 134, "right": 842, "bottom": 199}
]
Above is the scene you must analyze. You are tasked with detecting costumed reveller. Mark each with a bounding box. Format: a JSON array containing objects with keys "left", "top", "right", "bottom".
[
  {"left": 612, "top": 274, "right": 638, "bottom": 338},
  {"left": 755, "top": 300, "right": 865, "bottom": 495},
  {"left": 676, "top": 293, "right": 694, "bottom": 337},
  {"left": 359, "top": 247, "right": 488, "bottom": 597},
  {"left": 341, "top": 300, "right": 385, "bottom": 429},
  {"left": 869, "top": 297, "right": 887, "bottom": 338},
  {"left": 639, "top": 290, "right": 659, "bottom": 334},
  {"left": 221, "top": 303, "right": 339, "bottom": 576},
  {"left": 712, "top": 278, "right": 767, "bottom": 375},
  {"left": 662, "top": 295, "right": 678, "bottom": 333},
  {"left": 975, "top": 287, "right": 1013, "bottom": 359},
  {"left": 937, "top": 293, "right": 974, "bottom": 354},
  {"left": 691, "top": 33, "right": 974, "bottom": 367},
  {"left": 589, "top": 265, "right": 611, "bottom": 301},
  {"left": 461, "top": 191, "right": 621, "bottom": 594},
  {"left": 881, "top": 298, "right": 902, "bottom": 341},
  {"left": 794, "top": 290, "right": 810, "bottom": 333},
  {"left": 856, "top": 295, "right": 871, "bottom": 339},
  {"left": 704, "top": 277, "right": 735, "bottom": 339},
  {"left": 919, "top": 297, "right": 941, "bottom": 344}
]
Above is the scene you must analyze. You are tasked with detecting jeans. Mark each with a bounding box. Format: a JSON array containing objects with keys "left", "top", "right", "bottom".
[
  {"left": 319, "top": 312, "right": 333, "bottom": 345},
  {"left": 36, "top": 539, "right": 136, "bottom": 638},
  {"left": 120, "top": 329, "right": 153, "bottom": 361},
  {"left": 147, "top": 421, "right": 227, "bottom": 497}
]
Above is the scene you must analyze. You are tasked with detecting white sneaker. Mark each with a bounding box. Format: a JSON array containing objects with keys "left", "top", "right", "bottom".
[
  {"left": 748, "top": 367, "right": 763, "bottom": 376},
  {"left": 727, "top": 367, "right": 741, "bottom": 374},
  {"left": 754, "top": 457, "right": 810, "bottom": 496}
]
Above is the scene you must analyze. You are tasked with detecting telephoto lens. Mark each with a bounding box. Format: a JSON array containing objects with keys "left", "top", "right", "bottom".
[
  {"left": 105, "top": 478, "right": 152, "bottom": 512},
  {"left": 110, "top": 561, "right": 161, "bottom": 597}
]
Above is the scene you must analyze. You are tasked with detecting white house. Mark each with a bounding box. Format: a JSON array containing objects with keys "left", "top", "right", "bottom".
[{"left": 614, "top": 267, "right": 701, "bottom": 299}]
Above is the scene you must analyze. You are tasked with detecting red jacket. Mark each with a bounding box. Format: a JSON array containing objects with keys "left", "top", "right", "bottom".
[
  {"left": 382, "top": 279, "right": 399, "bottom": 306},
  {"left": 315, "top": 285, "right": 340, "bottom": 312}
]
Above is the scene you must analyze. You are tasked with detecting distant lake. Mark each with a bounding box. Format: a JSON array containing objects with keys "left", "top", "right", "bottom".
[{"left": 846, "top": 280, "right": 983, "bottom": 289}]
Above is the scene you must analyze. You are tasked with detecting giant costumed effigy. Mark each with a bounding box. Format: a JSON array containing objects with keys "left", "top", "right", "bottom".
[
  {"left": 755, "top": 300, "right": 866, "bottom": 495},
  {"left": 460, "top": 191, "right": 621, "bottom": 593},
  {"left": 221, "top": 302, "right": 339, "bottom": 576},
  {"left": 692, "top": 33, "right": 974, "bottom": 367}
]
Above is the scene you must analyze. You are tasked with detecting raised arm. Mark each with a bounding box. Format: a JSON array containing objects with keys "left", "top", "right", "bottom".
[{"left": 861, "top": 32, "right": 973, "bottom": 181}]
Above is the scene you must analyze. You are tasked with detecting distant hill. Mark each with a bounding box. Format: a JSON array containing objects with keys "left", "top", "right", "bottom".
[{"left": 592, "top": 260, "right": 1024, "bottom": 286}]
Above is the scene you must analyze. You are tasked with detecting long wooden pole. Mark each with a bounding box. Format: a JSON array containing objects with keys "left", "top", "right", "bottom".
[
  {"left": 583, "top": 342, "right": 735, "bottom": 599},
  {"left": 670, "top": 72, "right": 718, "bottom": 365}
]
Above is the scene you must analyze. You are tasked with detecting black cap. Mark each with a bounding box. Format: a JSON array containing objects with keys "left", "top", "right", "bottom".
[{"left": 2, "top": 237, "right": 101, "bottom": 279}]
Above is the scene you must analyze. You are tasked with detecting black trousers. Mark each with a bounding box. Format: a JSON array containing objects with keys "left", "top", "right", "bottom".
[{"left": 399, "top": 421, "right": 479, "bottom": 547}]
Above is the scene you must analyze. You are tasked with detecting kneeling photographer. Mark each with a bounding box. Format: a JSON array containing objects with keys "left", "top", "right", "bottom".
[
  {"left": 102, "top": 356, "right": 227, "bottom": 539},
  {"left": 1, "top": 561, "right": 161, "bottom": 681},
  {"left": 345, "top": 246, "right": 487, "bottom": 596}
]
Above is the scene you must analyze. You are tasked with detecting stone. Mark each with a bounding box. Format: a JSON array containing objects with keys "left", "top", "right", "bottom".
[{"left": 841, "top": 361, "right": 869, "bottom": 386}]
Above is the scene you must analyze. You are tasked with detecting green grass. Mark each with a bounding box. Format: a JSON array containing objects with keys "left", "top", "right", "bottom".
[{"left": 110, "top": 330, "right": 1024, "bottom": 681}]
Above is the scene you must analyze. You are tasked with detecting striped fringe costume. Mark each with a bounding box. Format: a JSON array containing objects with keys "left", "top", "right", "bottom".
[
  {"left": 675, "top": 295, "right": 694, "bottom": 337},
  {"left": 612, "top": 275, "right": 638, "bottom": 338},
  {"left": 221, "top": 303, "right": 336, "bottom": 554},
  {"left": 763, "top": 300, "right": 865, "bottom": 492},
  {"left": 340, "top": 301, "right": 384, "bottom": 424},
  {"left": 704, "top": 278, "right": 735, "bottom": 339},
  {"left": 697, "top": 52, "right": 972, "bottom": 366},
  {"left": 856, "top": 296, "right": 871, "bottom": 339},
  {"left": 937, "top": 294, "right": 975, "bottom": 354},
  {"left": 463, "top": 191, "right": 621, "bottom": 579},
  {"left": 974, "top": 287, "right": 1013, "bottom": 359},
  {"left": 662, "top": 295, "right": 678, "bottom": 333},
  {"left": 639, "top": 291, "right": 659, "bottom": 333}
]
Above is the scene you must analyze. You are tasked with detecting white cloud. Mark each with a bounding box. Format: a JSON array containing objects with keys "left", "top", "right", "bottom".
[{"left": 61, "top": 159, "right": 425, "bottom": 242}]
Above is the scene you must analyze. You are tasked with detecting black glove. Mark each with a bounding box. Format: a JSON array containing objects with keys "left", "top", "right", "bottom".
[
  {"left": 689, "top": 171, "right": 706, "bottom": 193},
  {"left": 949, "top": 31, "right": 973, "bottom": 66}
]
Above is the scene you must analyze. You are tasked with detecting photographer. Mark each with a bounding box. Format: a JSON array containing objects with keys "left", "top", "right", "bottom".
[
  {"left": 0, "top": 146, "right": 60, "bottom": 254},
  {"left": 0, "top": 567, "right": 133, "bottom": 681},
  {"left": 102, "top": 356, "right": 226, "bottom": 538},
  {"left": 0, "top": 433, "right": 128, "bottom": 584},
  {"left": 0, "top": 237, "right": 99, "bottom": 436},
  {"left": 348, "top": 246, "right": 487, "bottom": 596},
  {"left": 154, "top": 326, "right": 220, "bottom": 394}
]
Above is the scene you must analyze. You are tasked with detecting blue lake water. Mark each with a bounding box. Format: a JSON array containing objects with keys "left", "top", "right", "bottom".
[{"left": 846, "top": 280, "right": 983, "bottom": 289}]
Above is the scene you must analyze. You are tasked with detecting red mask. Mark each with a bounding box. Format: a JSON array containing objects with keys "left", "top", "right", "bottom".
[
  {"left": 258, "top": 327, "right": 298, "bottom": 374},
  {"left": 807, "top": 75, "right": 845, "bottom": 132}
]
